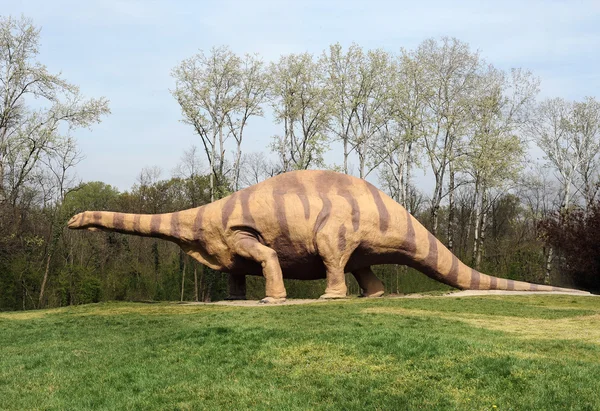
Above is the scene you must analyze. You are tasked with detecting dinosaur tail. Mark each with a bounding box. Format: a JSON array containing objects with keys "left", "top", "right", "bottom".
[
  {"left": 404, "top": 212, "right": 588, "bottom": 294},
  {"left": 67, "top": 210, "right": 189, "bottom": 242}
]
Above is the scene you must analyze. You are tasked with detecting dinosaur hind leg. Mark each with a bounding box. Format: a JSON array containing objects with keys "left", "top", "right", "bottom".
[
  {"left": 320, "top": 265, "right": 348, "bottom": 299},
  {"left": 352, "top": 267, "right": 385, "bottom": 298}
]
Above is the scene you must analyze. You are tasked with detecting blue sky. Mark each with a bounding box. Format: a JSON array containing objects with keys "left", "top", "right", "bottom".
[{"left": 2, "top": 0, "right": 600, "bottom": 191}]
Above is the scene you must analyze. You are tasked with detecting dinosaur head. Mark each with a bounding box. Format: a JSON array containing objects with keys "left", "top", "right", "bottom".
[{"left": 67, "top": 213, "right": 85, "bottom": 229}]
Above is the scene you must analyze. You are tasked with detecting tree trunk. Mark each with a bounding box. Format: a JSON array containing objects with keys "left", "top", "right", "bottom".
[
  {"left": 358, "top": 142, "right": 366, "bottom": 179},
  {"left": 403, "top": 141, "right": 413, "bottom": 209},
  {"left": 472, "top": 180, "right": 481, "bottom": 266},
  {"left": 38, "top": 252, "right": 52, "bottom": 308},
  {"left": 234, "top": 142, "right": 242, "bottom": 191},
  {"left": 430, "top": 173, "right": 444, "bottom": 237},
  {"left": 544, "top": 246, "right": 553, "bottom": 285},
  {"left": 194, "top": 264, "right": 199, "bottom": 302},
  {"left": 447, "top": 165, "right": 455, "bottom": 252},
  {"left": 475, "top": 189, "right": 487, "bottom": 271},
  {"left": 199, "top": 266, "right": 207, "bottom": 302},
  {"left": 180, "top": 255, "right": 187, "bottom": 302},
  {"left": 562, "top": 177, "right": 571, "bottom": 211},
  {"left": 0, "top": 125, "right": 7, "bottom": 200},
  {"left": 343, "top": 137, "right": 348, "bottom": 174}
]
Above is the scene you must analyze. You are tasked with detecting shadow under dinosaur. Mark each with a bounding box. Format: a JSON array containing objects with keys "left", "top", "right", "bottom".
[{"left": 68, "top": 170, "right": 584, "bottom": 302}]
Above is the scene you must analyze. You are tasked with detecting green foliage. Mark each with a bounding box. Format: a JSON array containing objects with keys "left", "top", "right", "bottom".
[
  {"left": 62, "top": 182, "right": 121, "bottom": 214},
  {"left": 55, "top": 266, "right": 102, "bottom": 306},
  {"left": 1, "top": 296, "right": 599, "bottom": 410}
]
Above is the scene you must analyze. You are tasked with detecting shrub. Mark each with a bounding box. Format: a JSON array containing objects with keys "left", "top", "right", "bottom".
[{"left": 540, "top": 202, "right": 600, "bottom": 294}]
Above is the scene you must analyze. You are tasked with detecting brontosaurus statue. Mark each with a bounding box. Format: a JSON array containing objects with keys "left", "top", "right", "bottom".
[{"left": 67, "top": 170, "right": 584, "bottom": 302}]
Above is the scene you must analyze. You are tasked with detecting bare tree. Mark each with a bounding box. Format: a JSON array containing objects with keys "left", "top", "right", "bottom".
[
  {"left": 240, "top": 151, "right": 277, "bottom": 187},
  {"left": 172, "top": 46, "right": 242, "bottom": 201},
  {"left": 570, "top": 97, "right": 600, "bottom": 208},
  {"left": 464, "top": 66, "right": 538, "bottom": 268},
  {"left": 0, "top": 16, "right": 109, "bottom": 211},
  {"left": 323, "top": 44, "right": 392, "bottom": 178},
  {"left": 376, "top": 48, "right": 427, "bottom": 207},
  {"left": 531, "top": 98, "right": 582, "bottom": 211},
  {"left": 38, "top": 138, "right": 83, "bottom": 306},
  {"left": 417, "top": 37, "right": 481, "bottom": 236},
  {"left": 352, "top": 49, "right": 393, "bottom": 179},
  {"left": 269, "top": 52, "right": 331, "bottom": 171},
  {"left": 529, "top": 97, "right": 600, "bottom": 282},
  {"left": 174, "top": 145, "right": 206, "bottom": 301},
  {"left": 226, "top": 53, "right": 268, "bottom": 190},
  {"left": 323, "top": 43, "right": 363, "bottom": 174}
]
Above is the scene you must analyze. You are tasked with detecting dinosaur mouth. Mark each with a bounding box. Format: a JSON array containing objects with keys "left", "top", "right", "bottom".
[{"left": 67, "top": 213, "right": 83, "bottom": 229}]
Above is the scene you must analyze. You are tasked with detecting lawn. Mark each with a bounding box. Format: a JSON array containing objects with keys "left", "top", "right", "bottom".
[{"left": 1, "top": 295, "right": 600, "bottom": 410}]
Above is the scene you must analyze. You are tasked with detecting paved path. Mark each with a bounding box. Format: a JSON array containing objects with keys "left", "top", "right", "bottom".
[{"left": 180, "top": 289, "right": 595, "bottom": 307}]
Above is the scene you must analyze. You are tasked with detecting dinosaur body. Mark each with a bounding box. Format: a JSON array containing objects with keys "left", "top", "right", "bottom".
[{"left": 68, "top": 170, "right": 582, "bottom": 302}]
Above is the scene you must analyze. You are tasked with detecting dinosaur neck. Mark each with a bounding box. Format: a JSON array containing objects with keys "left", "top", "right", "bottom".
[{"left": 79, "top": 210, "right": 197, "bottom": 243}]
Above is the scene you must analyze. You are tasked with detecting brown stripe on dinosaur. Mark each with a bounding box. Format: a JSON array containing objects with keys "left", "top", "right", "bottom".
[
  {"left": 193, "top": 207, "right": 205, "bottom": 242},
  {"left": 113, "top": 213, "right": 125, "bottom": 230},
  {"left": 298, "top": 192, "right": 310, "bottom": 219},
  {"left": 221, "top": 193, "right": 238, "bottom": 229},
  {"left": 133, "top": 214, "right": 141, "bottom": 232},
  {"left": 333, "top": 174, "right": 360, "bottom": 231},
  {"left": 338, "top": 224, "right": 347, "bottom": 252},
  {"left": 313, "top": 171, "right": 334, "bottom": 235},
  {"left": 423, "top": 232, "right": 438, "bottom": 267},
  {"left": 284, "top": 172, "right": 310, "bottom": 219},
  {"left": 446, "top": 254, "right": 459, "bottom": 284},
  {"left": 470, "top": 269, "right": 481, "bottom": 289},
  {"left": 366, "top": 182, "right": 389, "bottom": 232},
  {"left": 338, "top": 190, "right": 360, "bottom": 231},
  {"left": 489, "top": 275, "right": 497, "bottom": 289},
  {"left": 93, "top": 211, "right": 102, "bottom": 226},
  {"left": 171, "top": 212, "right": 180, "bottom": 238},
  {"left": 150, "top": 214, "right": 162, "bottom": 235},
  {"left": 272, "top": 186, "right": 292, "bottom": 248},
  {"left": 403, "top": 210, "right": 417, "bottom": 255},
  {"left": 78, "top": 212, "right": 85, "bottom": 226},
  {"left": 239, "top": 186, "right": 257, "bottom": 226},
  {"left": 313, "top": 196, "right": 332, "bottom": 236},
  {"left": 530, "top": 283, "right": 539, "bottom": 291},
  {"left": 507, "top": 279, "right": 515, "bottom": 291}
]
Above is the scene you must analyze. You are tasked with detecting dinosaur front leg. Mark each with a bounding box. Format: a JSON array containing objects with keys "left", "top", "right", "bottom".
[
  {"left": 352, "top": 267, "right": 385, "bottom": 297},
  {"left": 231, "top": 232, "right": 286, "bottom": 304},
  {"left": 316, "top": 232, "right": 349, "bottom": 299}
]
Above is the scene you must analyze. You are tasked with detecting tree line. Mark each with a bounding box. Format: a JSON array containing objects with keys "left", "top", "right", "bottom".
[{"left": 1, "top": 16, "right": 599, "bottom": 310}]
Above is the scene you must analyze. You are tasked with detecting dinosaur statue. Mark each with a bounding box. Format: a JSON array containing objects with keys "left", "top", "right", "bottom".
[{"left": 67, "top": 170, "right": 584, "bottom": 302}]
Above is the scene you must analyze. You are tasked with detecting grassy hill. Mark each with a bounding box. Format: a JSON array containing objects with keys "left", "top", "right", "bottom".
[{"left": 1, "top": 295, "right": 600, "bottom": 410}]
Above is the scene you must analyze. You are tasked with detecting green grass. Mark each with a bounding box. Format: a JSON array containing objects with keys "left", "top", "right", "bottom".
[{"left": 1, "top": 295, "right": 600, "bottom": 410}]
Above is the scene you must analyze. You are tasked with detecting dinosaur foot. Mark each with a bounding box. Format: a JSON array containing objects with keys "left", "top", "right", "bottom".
[
  {"left": 319, "top": 293, "right": 348, "bottom": 300},
  {"left": 259, "top": 297, "right": 287, "bottom": 304},
  {"left": 359, "top": 290, "right": 385, "bottom": 298}
]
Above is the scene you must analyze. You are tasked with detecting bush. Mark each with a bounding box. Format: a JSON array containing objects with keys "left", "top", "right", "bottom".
[{"left": 540, "top": 202, "right": 600, "bottom": 294}]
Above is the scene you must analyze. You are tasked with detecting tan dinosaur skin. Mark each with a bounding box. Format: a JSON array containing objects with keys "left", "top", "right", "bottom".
[{"left": 67, "top": 170, "right": 584, "bottom": 302}]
